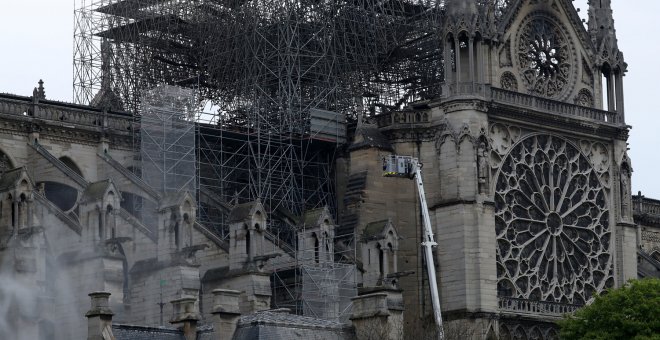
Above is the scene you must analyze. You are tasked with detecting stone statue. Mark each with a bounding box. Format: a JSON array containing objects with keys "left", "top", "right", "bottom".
[
  {"left": 478, "top": 142, "right": 489, "bottom": 194},
  {"left": 620, "top": 166, "right": 631, "bottom": 219}
]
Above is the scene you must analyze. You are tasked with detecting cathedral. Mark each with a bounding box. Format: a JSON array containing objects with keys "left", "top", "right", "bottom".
[{"left": 1, "top": 0, "right": 659, "bottom": 339}]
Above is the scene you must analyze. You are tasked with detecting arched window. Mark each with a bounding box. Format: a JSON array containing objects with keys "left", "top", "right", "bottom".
[
  {"left": 171, "top": 211, "right": 180, "bottom": 248},
  {"left": 324, "top": 232, "right": 330, "bottom": 262},
  {"left": 387, "top": 242, "right": 395, "bottom": 274},
  {"left": 42, "top": 182, "right": 77, "bottom": 212},
  {"left": 377, "top": 244, "right": 384, "bottom": 278},
  {"left": 98, "top": 209, "right": 103, "bottom": 239},
  {"left": 18, "top": 193, "right": 27, "bottom": 228},
  {"left": 183, "top": 212, "right": 191, "bottom": 248},
  {"left": 8, "top": 194, "right": 15, "bottom": 227},
  {"left": 106, "top": 205, "right": 115, "bottom": 239},
  {"left": 313, "top": 233, "right": 320, "bottom": 264},
  {"left": 245, "top": 224, "right": 251, "bottom": 257}
]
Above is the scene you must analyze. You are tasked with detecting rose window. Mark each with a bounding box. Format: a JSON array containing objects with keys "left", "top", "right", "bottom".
[
  {"left": 494, "top": 135, "right": 613, "bottom": 305},
  {"left": 517, "top": 15, "right": 573, "bottom": 99},
  {"left": 528, "top": 37, "right": 559, "bottom": 78}
]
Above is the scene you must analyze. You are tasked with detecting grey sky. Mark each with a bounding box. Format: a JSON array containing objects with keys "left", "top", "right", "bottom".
[{"left": 0, "top": 1, "right": 658, "bottom": 198}]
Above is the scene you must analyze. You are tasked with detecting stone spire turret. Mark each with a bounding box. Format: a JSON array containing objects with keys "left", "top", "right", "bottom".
[
  {"left": 445, "top": 0, "right": 478, "bottom": 17},
  {"left": 442, "top": 0, "right": 492, "bottom": 96},
  {"left": 588, "top": 0, "right": 625, "bottom": 69},
  {"left": 443, "top": 0, "right": 479, "bottom": 34},
  {"left": 588, "top": 0, "right": 626, "bottom": 116}
]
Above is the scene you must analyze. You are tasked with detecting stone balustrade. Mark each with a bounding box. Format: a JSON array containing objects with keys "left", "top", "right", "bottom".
[
  {"left": 375, "top": 110, "right": 430, "bottom": 128},
  {"left": 634, "top": 195, "right": 660, "bottom": 216},
  {"left": 373, "top": 86, "right": 622, "bottom": 128},
  {"left": 498, "top": 297, "right": 580, "bottom": 317},
  {"left": 0, "top": 93, "right": 133, "bottom": 132},
  {"left": 491, "top": 88, "right": 620, "bottom": 124}
]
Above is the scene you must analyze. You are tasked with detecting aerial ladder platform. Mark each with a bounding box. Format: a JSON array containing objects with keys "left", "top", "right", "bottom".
[{"left": 383, "top": 155, "right": 445, "bottom": 340}]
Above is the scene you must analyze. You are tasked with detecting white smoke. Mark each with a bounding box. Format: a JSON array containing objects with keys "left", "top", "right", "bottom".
[
  {"left": 0, "top": 212, "right": 82, "bottom": 340},
  {"left": 0, "top": 249, "right": 42, "bottom": 340}
]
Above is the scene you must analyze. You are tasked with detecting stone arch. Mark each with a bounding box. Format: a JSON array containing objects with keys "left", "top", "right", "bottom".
[
  {"left": 42, "top": 181, "right": 78, "bottom": 212},
  {"left": 0, "top": 147, "right": 16, "bottom": 171},
  {"left": 59, "top": 156, "right": 83, "bottom": 177}
]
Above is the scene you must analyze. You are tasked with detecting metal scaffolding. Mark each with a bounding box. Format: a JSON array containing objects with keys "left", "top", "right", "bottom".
[
  {"left": 72, "top": 0, "right": 512, "bottom": 321},
  {"left": 72, "top": 0, "right": 447, "bottom": 239},
  {"left": 140, "top": 85, "right": 197, "bottom": 194}
]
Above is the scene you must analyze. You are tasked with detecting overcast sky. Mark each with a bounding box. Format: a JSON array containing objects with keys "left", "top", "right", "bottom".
[{"left": 0, "top": 1, "right": 658, "bottom": 198}]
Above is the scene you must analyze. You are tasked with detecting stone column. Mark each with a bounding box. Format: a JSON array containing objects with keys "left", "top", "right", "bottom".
[
  {"left": 455, "top": 38, "right": 462, "bottom": 84},
  {"left": 444, "top": 39, "right": 453, "bottom": 85},
  {"left": 477, "top": 41, "right": 485, "bottom": 84},
  {"left": 211, "top": 289, "right": 242, "bottom": 339},
  {"left": 170, "top": 297, "right": 200, "bottom": 340},
  {"left": 85, "top": 292, "right": 115, "bottom": 340},
  {"left": 615, "top": 72, "right": 625, "bottom": 119},
  {"left": 351, "top": 289, "right": 405, "bottom": 340},
  {"left": 468, "top": 38, "right": 475, "bottom": 84},
  {"left": 607, "top": 71, "right": 615, "bottom": 112}
]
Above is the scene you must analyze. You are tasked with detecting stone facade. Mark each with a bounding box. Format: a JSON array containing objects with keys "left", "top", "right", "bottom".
[
  {"left": 339, "top": 0, "right": 636, "bottom": 338},
  {"left": 0, "top": 1, "right": 648, "bottom": 340}
]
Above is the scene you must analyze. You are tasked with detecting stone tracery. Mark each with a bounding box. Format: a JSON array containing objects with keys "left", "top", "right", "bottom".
[
  {"left": 516, "top": 14, "right": 574, "bottom": 99},
  {"left": 494, "top": 134, "right": 614, "bottom": 305}
]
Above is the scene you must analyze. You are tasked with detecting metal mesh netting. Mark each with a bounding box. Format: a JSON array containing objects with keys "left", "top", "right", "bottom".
[
  {"left": 140, "top": 85, "right": 196, "bottom": 194},
  {"left": 301, "top": 263, "right": 356, "bottom": 322}
]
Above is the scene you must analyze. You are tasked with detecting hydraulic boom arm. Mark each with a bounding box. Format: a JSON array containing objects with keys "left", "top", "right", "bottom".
[{"left": 383, "top": 155, "right": 445, "bottom": 339}]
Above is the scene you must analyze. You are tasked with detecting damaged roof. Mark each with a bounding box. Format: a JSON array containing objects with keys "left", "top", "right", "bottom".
[
  {"left": 81, "top": 179, "right": 117, "bottom": 203},
  {"left": 228, "top": 200, "right": 261, "bottom": 223},
  {"left": 302, "top": 207, "right": 329, "bottom": 227},
  {"left": 362, "top": 219, "right": 393, "bottom": 241},
  {"left": 112, "top": 324, "right": 214, "bottom": 340},
  {"left": 232, "top": 310, "right": 352, "bottom": 340},
  {"left": 112, "top": 324, "right": 184, "bottom": 340},
  {"left": 348, "top": 123, "right": 392, "bottom": 152}
]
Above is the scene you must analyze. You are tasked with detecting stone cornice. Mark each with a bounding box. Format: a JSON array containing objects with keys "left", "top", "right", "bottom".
[
  {"left": 489, "top": 102, "right": 628, "bottom": 141},
  {"left": 434, "top": 97, "right": 489, "bottom": 114}
]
